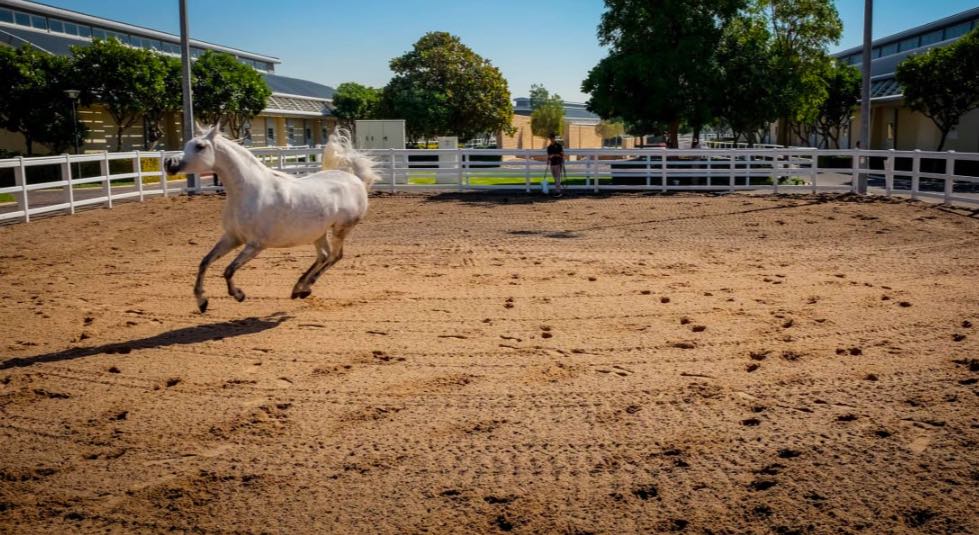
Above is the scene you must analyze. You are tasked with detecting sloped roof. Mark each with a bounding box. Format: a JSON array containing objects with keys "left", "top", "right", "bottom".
[
  {"left": 871, "top": 78, "right": 902, "bottom": 100},
  {"left": 262, "top": 73, "right": 335, "bottom": 100},
  {"left": 0, "top": 24, "right": 82, "bottom": 55}
]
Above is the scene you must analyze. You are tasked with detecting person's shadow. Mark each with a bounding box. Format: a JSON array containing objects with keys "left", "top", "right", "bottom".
[{"left": 1, "top": 313, "right": 290, "bottom": 370}]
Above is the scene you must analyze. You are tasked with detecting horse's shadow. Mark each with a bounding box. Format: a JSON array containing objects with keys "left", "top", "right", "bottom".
[{"left": 1, "top": 313, "right": 290, "bottom": 370}]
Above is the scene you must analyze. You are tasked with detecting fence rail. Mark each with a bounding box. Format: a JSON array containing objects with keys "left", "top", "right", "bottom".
[{"left": 2, "top": 147, "right": 978, "bottom": 223}]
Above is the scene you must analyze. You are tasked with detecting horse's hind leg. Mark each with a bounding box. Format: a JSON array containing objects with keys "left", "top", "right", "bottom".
[
  {"left": 195, "top": 234, "right": 241, "bottom": 313},
  {"left": 307, "top": 225, "right": 352, "bottom": 287},
  {"left": 223, "top": 243, "right": 264, "bottom": 302},
  {"left": 291, "top": 235, "right": 330, "bottom": 299}
]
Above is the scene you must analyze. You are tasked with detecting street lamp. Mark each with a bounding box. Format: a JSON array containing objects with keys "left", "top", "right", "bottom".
[{"left": 64, "top": 89, "right": 80, "bottom": 155}]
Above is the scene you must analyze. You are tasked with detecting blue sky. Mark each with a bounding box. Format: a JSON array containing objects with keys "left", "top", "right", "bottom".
[{"left": 38, "top": 1, "right": 979, "bottom": 102}]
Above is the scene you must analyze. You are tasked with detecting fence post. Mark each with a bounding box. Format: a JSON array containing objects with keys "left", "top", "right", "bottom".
[
  {"left": 772, "top": 152, "right": 780, "bottom": 195},
  {"left": 14, "top": 156, "right": 29, "bottom": 223},
  {"left": 943, "top": 151, "right": 954, "bottom": 204},
  {"left": 159, "top": 151, "right": 169, "bottom": 197},
  {"left": 810, "top": 148, "right": 818, "bottom": 194},
  {"left": 135, "top": 151, "right": 145, "bottom": 201},
  {"left": 910, "top": 150, "right": 920, "bottom": 200},
  {"left": 660, "top": 148, "right": 667, "bottom": 193},
  {"left": 706, "top": 151, "right": 712, "bottom": 188},
  {"left": 884, "top": 149, "right": 895, "bottom": 197},
  {"left": 850, "top": 149, "right": 859, "bottom": 194},
  {"left": 591, "top": 154, "right": 598, "bottom": 193},
  {"left": 100, "top": 151, "right": 111, "bottom": 208},
  {"left": 729, "top": 149, "right": 736, "bottom": 192},
  {"left": 458, "top": 150, "right": 465, "bottom": 191},
  {"left": 645, "top": 150, "right": 652, "bottom": 188},
  {"left": 524, "top": 152, "right": 531, "bottom": 193},
  {"left": 62, "top": 154, "right": 75, "bottom": 214},
  {"left": 389, "top": 149, "right": 396, "bottom": 192}
]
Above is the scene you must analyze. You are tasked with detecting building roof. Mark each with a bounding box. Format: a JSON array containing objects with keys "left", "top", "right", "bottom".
[
  {"left": 1, "top": 1, "right": 336, "bottom": 116},
  {"left": 833, "top": 6, "right": 979, "bottom": 102},
  {"left": 2, "top": 0, "right": 278, "bottom": 63},
  {"left": 513, "top": 97, "right": 601, "bottom": 123},
  {"left": 263, "top": 73, "right": 335, "bottom": 101}
]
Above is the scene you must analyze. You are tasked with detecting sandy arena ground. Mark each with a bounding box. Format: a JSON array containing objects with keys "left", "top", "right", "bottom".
[{"left": 1, "top": 192, "right": 977, "bottom": 534}]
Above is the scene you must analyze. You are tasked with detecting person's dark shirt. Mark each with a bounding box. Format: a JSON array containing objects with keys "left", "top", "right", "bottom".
[{"left": 546, "top": 141, "right": 564, "bottom": 165}]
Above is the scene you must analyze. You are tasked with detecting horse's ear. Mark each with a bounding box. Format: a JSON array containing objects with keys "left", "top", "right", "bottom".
[
  {"left": 194, "top": 121, "right": 206, "bottom": 136},
  {"left": 206, "top": 122, "right": 221, "bottom": 140}
]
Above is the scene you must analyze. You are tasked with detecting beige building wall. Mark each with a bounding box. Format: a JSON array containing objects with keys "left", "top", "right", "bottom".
[{"left": 498, "top": 114, "right": 632, "bottom": 150}]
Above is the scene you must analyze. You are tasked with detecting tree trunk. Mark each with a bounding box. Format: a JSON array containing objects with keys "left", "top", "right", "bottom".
[
  {"left": 668, "top": 120, "right": 679, "bottom": 149},
  {"left": 24, "top": 134, "right": 33, "bottom": 157},
  {"left": 936, "top": 129, "right": 948, "bottom": 152},
  {"left": 692, "top": 124, "right": 701, "bottom": 149}
]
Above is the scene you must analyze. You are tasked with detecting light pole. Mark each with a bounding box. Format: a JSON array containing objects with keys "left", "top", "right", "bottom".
[
  {"left": 857, "top": 0, "right": 873, "bottom": 194},
  {"left": 64, "top": 89, "right": 80, "bottom": 155},
  {"left": 179, "top": 0, "right": 197, "bottom": 191}
]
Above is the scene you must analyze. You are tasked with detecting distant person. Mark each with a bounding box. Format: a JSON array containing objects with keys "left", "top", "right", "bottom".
[{"left": 546, "top": 132, "right": 564, "bottom": 197}]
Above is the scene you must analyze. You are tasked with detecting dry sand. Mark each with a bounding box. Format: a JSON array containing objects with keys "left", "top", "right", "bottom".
[{"left": 1, "top": 192, "right": 977, "bottom": 534}]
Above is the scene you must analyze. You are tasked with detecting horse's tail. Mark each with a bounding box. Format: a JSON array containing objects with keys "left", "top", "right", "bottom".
[{"left": 322, "top": 128, "right": 380, "bottom": 189}]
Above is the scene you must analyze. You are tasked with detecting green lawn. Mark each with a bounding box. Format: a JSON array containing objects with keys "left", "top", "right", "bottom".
[{"left": 0, "top": 193, "right": 14, "bottom": 203}]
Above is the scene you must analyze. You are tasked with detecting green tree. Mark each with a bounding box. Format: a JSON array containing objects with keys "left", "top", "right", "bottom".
[
  {"left": 71, "top": 38, "right": 170, "bottom": 151},
  {"left": 595, "top": 119, "right": 625, "bottom": 142},
  {"left": 897, "top": 28, "right": 979, "bottom": 151},
  {"left": 715, "top": 9, "right": 780, "bottom": 145},
  {"left": 0, "top": 46, "right": 87, "bottom": 155},
  {"left": 332, "top": 82, "right": 382, "bottom": 130},
  {"left": 582, "top": 0, "right": 744, "bottom": 148},
  {"left": 764, "top": 0, "right": 843, "bottom": 145},
  {"left": 143, "top": 54, "right": 181, "bottom": 149},
  {"left": 192, "top": 51, "right": 271, "bottom": 139},
  {"left": 528, "top": 85, "right": 564, "bottom": 145},
  {"left": 379, "top": 32, "right": 514, "bottom": 142},
  {"left": 813, "top": 60, "right": 860, "bottom": 148}
]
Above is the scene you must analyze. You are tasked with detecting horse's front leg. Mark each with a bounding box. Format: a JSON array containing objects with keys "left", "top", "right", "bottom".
[
  {"left": 292, "top": 235, "right": 330, "bottom": 299},
  {"left": 223, "top": 243, "right": 264, "bottom": 302},
  {"left": 195, "top": 234, "right": 241, "bottom": 313}
]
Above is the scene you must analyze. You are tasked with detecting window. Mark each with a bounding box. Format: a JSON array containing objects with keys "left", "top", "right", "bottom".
[
  {"left": 0, "top": 8, "right": 13, "bottom": 24},
  {"left": 872, "top": 46, "right": 881, "bottom": 58},
  {"left": 191, "top": 47, "right": 204, "bottom": 58},
  {"left": 64, "top": 22, "right": 78, "bottom": 35},
  {"left": 163, "top": 42, "right": 180, "bottom": 54},
  {"left": 321, "top": 128, "right": 328, "bottom": 142},
  {"left": 920, "top": 29, "right": 943, "bottom": 46},
  {"left": 77, "top": 25, "right": 91, "bottom": 37},
  {"left": 14, "top": 11, "right": 29, "bottom": 26},
  {"left": 944, "top": 21, "right": 971, "bottom": 40},
  {"left": 30, "top": 15, "right": 47, "bottom": 29},
  {"left": 898, "top": 36, "right": 919, "bottom": 52},
  {"left": 305, "top": 128, "right": 312, "bottom": 144},
  {"left": 48, "top": 19, "right": 63, "bottom": 32},
  {"left": 91, "top": 27, "right": 106, "bottom": 40}
]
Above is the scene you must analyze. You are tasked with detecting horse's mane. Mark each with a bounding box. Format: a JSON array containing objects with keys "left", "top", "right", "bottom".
[{"left": 322, "top": 129, "right": 380, "bottom": 189}]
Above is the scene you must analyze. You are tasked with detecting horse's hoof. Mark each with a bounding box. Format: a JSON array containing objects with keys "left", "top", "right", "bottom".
[
  {"left": 291, "top": 289, "right": 312, "bottom": 300},
  {"left": 198, "top": 299, "right": 208, "bottom": 313}
]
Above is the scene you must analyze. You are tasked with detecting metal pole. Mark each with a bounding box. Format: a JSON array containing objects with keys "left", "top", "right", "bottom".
[
  {"left": 70, "top": 99, "right": 79, "bottom": 155},
  {"left": 179, "top": 0, "right": 197, "bottom": 191},
  {"left": 857, "top": 0, "right": 873, "bottom": 194}
]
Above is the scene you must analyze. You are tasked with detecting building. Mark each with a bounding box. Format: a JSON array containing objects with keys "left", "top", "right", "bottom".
[
  {"left": 830, "top": 7, "right": 979, "bottom": 152},
  {"left": 0, "top": 0, "right": 336, "bottom": 154},
  {"left": 499, "top": 97, "right": 636, "bottom": 150}
]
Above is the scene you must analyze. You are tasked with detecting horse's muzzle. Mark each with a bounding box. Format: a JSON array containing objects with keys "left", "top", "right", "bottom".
[{"left": 165, "top": 157, "right": 184, "bottom": 175}]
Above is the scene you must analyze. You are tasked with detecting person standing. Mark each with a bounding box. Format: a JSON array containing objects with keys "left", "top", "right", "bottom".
[{"left": 546, "top": 132, "right": 564, "bottom": 197}]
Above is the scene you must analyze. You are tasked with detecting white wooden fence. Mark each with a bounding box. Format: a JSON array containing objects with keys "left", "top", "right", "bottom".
[{"left": 1, "top": 147, "right": 977, "bottom": 223}]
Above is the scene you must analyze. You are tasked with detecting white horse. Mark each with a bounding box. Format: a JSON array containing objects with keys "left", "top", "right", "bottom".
[{"left": 165, "top": 125, "right": 379, "bottom": 313}]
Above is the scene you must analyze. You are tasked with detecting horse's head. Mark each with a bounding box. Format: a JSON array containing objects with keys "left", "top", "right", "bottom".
[{"left": 165, "top": 123, "right": 221, "bottom": 175}]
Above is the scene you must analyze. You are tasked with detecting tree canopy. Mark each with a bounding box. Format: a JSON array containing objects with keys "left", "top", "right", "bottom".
[
  {"left": 813, "top": 60, "right": 860, "bottom": 148},
  {"left": 379, "top": 32, "right": 514, "bottom": 142},
  {"left": 528, "top": 85, "right": 563, "bottom": 145},
  {"left": 192, "top": 51, "right": 271, "bottom": 139},
  {"left": 72, "top": 38, "right": 172, "bottom": 151},
  {"left": 332, "top": 82, "right": 382, "bottom": 130},
  {"left": 0, "top": 45, "right": 85, "bottom": 155},
  {"left": 897, "top": 28, "right": 979, "bottom": 151},
  {"left": 582, "top": 0, "right": 745, "bottom": 148}
]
